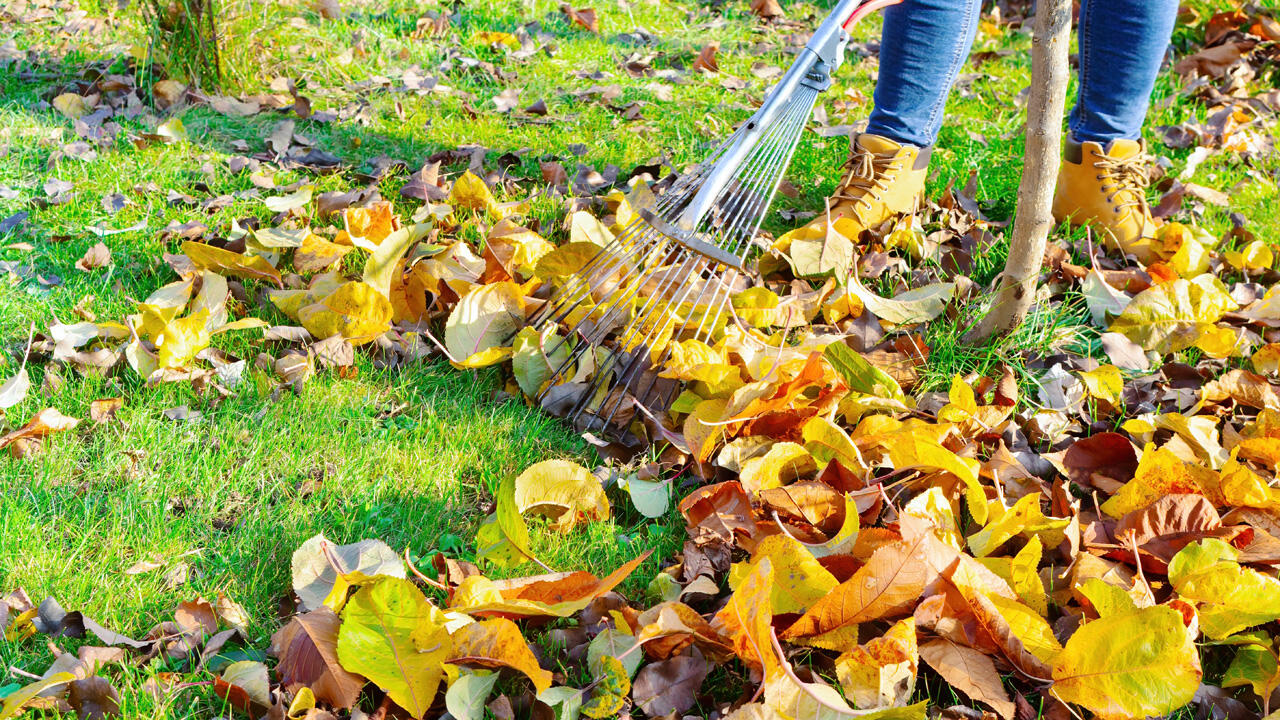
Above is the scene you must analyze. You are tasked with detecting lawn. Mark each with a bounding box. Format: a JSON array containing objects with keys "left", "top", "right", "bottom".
[{"left": 1, "top": 0, "right": 1278, "bottom": 717}]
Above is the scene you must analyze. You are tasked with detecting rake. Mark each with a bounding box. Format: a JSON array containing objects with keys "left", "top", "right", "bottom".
[{"left": 529, "top": 0, "right": 901, "bottom": 435}]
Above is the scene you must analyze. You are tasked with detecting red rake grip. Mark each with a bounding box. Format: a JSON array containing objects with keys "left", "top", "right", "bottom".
[{"left": 841, "top": 0, "right": 903, "bottom": 31}]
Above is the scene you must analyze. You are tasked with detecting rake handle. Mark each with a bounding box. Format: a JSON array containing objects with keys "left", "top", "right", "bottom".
[{"left": 840, "top": 0, "right": 903, "bottom": 31}]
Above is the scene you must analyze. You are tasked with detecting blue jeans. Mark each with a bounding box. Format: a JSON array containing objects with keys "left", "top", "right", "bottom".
[{"left": 865, "top": 0, "right": 1180, "bottom": 148}]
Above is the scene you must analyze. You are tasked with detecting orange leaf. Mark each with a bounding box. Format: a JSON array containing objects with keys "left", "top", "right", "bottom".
[
  {"left": 448, "top": 618, "right": 553, "bottom": 694},
  {"left": 781, "top": 536, "right": 932, "bottom": 642}
]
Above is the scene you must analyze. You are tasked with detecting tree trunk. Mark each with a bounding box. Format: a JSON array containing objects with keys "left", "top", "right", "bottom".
[{"left": 964, "top": 0, "right": 1072, "bottom": 343}]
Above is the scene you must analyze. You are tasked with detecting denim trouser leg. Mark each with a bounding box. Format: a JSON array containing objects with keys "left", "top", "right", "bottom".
[
  {"left": 865, "top": 0, "right": 983, "bottom": 148},
  {"left": 1068, "top": 0, "right": 1180, "bottom": 144}
]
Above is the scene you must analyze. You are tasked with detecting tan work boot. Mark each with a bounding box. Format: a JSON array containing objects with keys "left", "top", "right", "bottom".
[
  {"left": 786, "top": 133, "right": 930, "bottom": 243},
  {"left": 1052, "top": 138, "right": 1158, "bottom": 262}
]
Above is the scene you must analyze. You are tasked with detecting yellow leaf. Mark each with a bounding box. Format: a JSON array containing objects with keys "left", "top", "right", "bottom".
[
  {"left": 569, "top": 211, "right": 615, "bottom": 246},
  {"left": 476, "top": 472, "right": 536, "bottom": 569},
  {"left": 879, "top": 428, "right": 987, "bottom": 525},
  {"left": 298, "top": 281, "right": 393, "bottom": 345},
  {"left": 732, "top": 287, "right": 780, "bottom": 328},
  {"left": 364, "top": 223, "right": 430, "bottom": 300},
  {"left": 511, "top": 326, "right": 570, "bottom": 396},
  {"left": 975, "top": 536, "right": 1049, "bottom": 617},
  {"left": 967, "top": 493, "right": 1069, "bottom": 558},
  {"left": 343, "top": 202, "right": 399, "bottom": 250},
  {"left": 1100, "top": 444, "right": 1219, "bottom": 517},
  {"left": 661, "top": 340, "right": 741, "bottom": 390},
  {"left": 801, "top": 416, "right": 865, "bottom": 475},
  {"left": 449, "top": 171, "right": 501, "bottom": 215},
  {"left": 1109, "top": 275, "right": 1238, "bottom": 354},
  {"left": 1169, "top": 539, "right": 1280, "bottom": 639},
  {"left": 471, "top": 30, "right": 520, "bottom": 47},
  {"left": 271, "top": 272, "right": 344, "bottom": 321},
  {"left": 739, "top": 442, "right": 815, "bottom": 495},
  {"left": 848, "top": 275, "right": 954, "bottom": 325},
  {"left": 263, "top": 185, "right": 314, "bottom": 214},
  {"left": 487, "top": 220, "right": 554, "bottom": 280},
  {"left": 0, "top": 672, "right": 76, "bottom": 719},
  {"left": 294, "top": 232, "right": 352, "bottom": 274},
  {"left": 1078, "top": 365, "right": 1123, "bottom": 404},
  {"left": 337, "top": 577, "right": 452, "bottom": 719},
  {"left": 684, "top": 398, "right": 729, "bottom": 462},
  {"left": 154, "top": 308, "right": 212, "bottom": 368},
  {"left": 184, "top": 241, "right": 283, "bottom": 287},
  {"left": 1076, "top": 577, "right": 1138, "bottom": 618},
  {"left": 729, "top": 535, "right": 838, "bottom": 616},
  {"left": 1252, "top": 343, "right": 1280, "bottom": 376},
  {"left": 1051, "top": 605, "right": 1201, "bottom": 720},
  {"left": 512, "top": 459, "right": 609, "bottom": 531},
  {"left": 582, "top": 655, "right": 630, "bottom": 718},
  {"left": 156, "top": 117, "right": 187, "bottom": 143},
  {"left": 444, "top": 282, "right": 525, "bottom": 367},
  {"left": 52, "top": 93, "right": 88, "bottom": 119},
  {"left": 534, "top": 241, "right": 611, "bottom": 281},
  {"left": 712, "top": 558, "right": 786, "bottom": 684},
  {"left": 1224, "top": 240, "right": 1274, "bottom": 274}
]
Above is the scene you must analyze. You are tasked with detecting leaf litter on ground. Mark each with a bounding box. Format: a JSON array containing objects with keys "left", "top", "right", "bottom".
[{"left": 4, "top": 1, "right": 1280, "bottom": 719}]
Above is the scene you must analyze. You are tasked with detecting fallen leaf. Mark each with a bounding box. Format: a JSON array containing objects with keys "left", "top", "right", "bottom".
[
  {"left": 1050, "top": 605, "right": 1200, "bottom": 719},
  {"left": 448, "top": 618, "right": 553, "bottom": 694},
  {"left": 919, "top": 639, "right": 1013, "bottom": 720},
  {"left": 291, "top": 534, "right": 405, "bottom": 612},
  {"left": 693, "top": 43, "right": 720, "bottom": 73},
  {"left": 271, "top": 608, "right": 364, "bottom": 709},
  {"left": 0, "top": 407, "right": 80, "bottom": 457},
  {"left": 512, "top": 459, "right": 609, "bottom": 531},
  {"left": 631, "top": 653, "right": 709, "bottom": 717},
  {"left": 337, "top": 577, "right": 452, "bottom": 719}
]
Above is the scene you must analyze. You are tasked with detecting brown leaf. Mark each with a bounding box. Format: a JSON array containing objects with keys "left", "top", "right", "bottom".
[
  {"left": 0, "top": 407, "right": 80, "bottom": 457},
  {"left": 174, "top": 598, "right": 217, "bottom": 636},
  {"left": 693, "top": 43, "right": 719, "bottom": 73},
  {"left": 1061, "top": 433, "right": 1138, "bottom": 493},
  {"left": 749, "top": 0, "right": 784, "bottom": 19},
  {"left": 271, "top": 608, "right": 364, "bottom": 709},
  {"left": 75, "top": 242, "right": 112, "bottom": 272},
  {"left": 67, "top": 676, "right": 120, "bottom": 720},
  {"left": 560, "top": 4, "right": 599, "bottom": 32},
  {"left": 919, "top": 639, "right": 1014, "bottom": 720},
  {"left": 631, "top": 653, "right": 710, "bottom": 717}
]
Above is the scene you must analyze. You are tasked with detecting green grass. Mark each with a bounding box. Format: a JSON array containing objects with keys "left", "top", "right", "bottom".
[{"left": 1, "top": 0, "right": 1277, "bottom": 716}]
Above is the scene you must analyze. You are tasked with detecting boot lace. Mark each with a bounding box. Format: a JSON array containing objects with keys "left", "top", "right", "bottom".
[
  {"left": 833, "top": 147, "right": 900, "bottom": 212},
  {"left": 1093, "top": 151, "right": 1151, "bottom": 216}
]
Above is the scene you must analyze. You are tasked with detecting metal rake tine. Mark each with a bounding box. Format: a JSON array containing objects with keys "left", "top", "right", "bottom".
[
  {"left": 531, "top": 179, "right": 695, "bottom": 330},
  {"left": 592, "top": 255, "right": 722, "bottom": 428},
  {"left": 570, "top": 251, "right": 712, "bottom": 427},
  {"left": 538, "top": 228, "right": 678, "bottom": 398},
  {"left": 531, "top": 218, "right": 659, "bottom": 328},
  {"left": 597, "top": 258, "right": 734, "bottom": 429}
]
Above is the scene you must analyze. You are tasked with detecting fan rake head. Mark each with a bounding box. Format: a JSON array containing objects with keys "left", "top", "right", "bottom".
[
  {"left": 521, "top": 0, "right": 897, "bottom": 439},
  {"left": 526, "top": 89, "right": 819, "bottom": 436}
]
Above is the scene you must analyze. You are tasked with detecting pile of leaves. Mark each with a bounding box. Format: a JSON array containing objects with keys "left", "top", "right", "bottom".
[{"left": 6, "top": 2, "right": 1280, "bottom": 720}]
